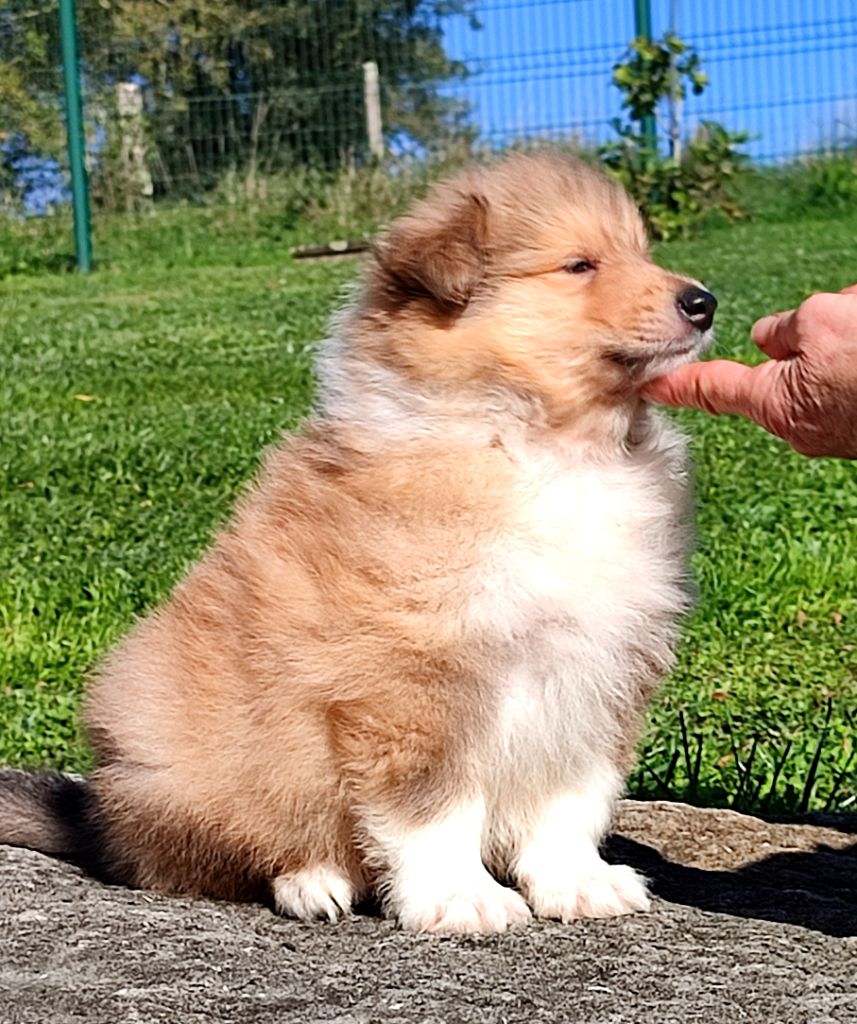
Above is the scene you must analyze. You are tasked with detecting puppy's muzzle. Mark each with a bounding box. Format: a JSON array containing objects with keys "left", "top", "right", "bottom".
[{"left": 676, "top": 286, "right": 717, "bottom": 333}]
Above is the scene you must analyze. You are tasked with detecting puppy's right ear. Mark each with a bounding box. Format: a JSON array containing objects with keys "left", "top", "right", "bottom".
[{"left": 374, "top": 191, "right": 489, "bottom": 311}]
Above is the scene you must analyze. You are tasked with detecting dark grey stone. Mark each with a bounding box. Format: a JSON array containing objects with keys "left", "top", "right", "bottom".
[{"left": 2, "top": 801, "right": 856, "bottom": 1024}]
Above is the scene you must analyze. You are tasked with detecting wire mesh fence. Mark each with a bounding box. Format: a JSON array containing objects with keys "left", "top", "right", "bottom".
[
  {"left": 443, "top": 0, "right": 857, "bottom": 161},
  {"left": 2, "top": 1, "right": 857, "bottom": 223}
]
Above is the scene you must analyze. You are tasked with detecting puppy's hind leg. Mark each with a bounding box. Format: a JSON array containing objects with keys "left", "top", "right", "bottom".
[
  {"left": 94, "top": 760, "right": 365, "bottom": 921},
  {"left": 511, "top": 763, "right": 650, "bottom": 922},
  {"left": 272, "top": 864, "right": 355, "bottom": 922},
  {"left": 266, "top": 800, "right": 367, "bottom": 923}
]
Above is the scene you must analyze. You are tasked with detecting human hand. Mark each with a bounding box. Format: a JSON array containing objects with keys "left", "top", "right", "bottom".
[{"left": 644, "top": 285, "right": 857, "bottom": 458}]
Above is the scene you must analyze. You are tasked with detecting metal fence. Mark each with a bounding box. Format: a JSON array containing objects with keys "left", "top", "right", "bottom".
[
  {"left": 3, "top": 0, "right": 857, "bottom": 253},
  {"left": 442, "top": 0, "right": 857, "bottom": 161}
]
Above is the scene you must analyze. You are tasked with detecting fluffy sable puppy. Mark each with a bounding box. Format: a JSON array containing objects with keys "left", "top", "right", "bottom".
[{"left": 0, "top": 152, "right": 716, "bottom": 933}]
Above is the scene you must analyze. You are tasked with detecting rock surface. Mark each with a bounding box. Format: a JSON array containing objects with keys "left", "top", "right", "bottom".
[{"left": 2, "top": 800, "right": 856, "bottom": 1024}]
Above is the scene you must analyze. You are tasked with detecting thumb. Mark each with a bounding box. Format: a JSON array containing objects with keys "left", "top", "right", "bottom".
[
  {"left": 643, "top": 359, "right": 763, "bottom": 418},
  {"left": 751, "top": 309, "right": 799, "bottom": 360}
]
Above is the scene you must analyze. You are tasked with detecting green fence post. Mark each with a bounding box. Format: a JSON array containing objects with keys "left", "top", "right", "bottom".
[
  {"left": 59, "top": 0, "right": 93, "bottom": 272},
  {"left": 633, "top": 0, "right": 658, "bottom": 151}
]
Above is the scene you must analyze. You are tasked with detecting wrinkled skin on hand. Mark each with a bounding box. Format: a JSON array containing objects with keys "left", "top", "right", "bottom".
[{"left": 644, "top": 285, "right": 857, "bottom": 459}]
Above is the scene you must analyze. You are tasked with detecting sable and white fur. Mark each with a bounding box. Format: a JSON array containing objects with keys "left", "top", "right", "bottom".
[{"left": 0, "top": 153, "right": 713, "bottom": 932}]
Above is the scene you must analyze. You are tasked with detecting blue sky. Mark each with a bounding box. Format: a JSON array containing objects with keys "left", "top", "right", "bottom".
[{"left": 440, "top": 0, "right": 857, "bottom": 161}]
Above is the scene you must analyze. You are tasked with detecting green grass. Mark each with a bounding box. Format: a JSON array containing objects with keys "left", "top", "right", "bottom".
[
  {"left": 1, "top": 204, "right": 856, "bottom": 813},
  {"left": 640, "top": 216, "right": 857, "bottom": 811}
]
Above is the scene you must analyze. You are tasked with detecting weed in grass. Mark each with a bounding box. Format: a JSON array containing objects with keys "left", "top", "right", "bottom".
[
  {"left": 738, "top": 151, "right": 857, "bottom": 224},
  {"left": 632, "top": 701, "right": 856, "bottom": 814}
]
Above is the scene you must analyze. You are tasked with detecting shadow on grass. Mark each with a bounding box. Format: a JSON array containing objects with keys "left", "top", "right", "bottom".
[
  {"left": 0, "top": 251, "right": 76, "bottom": 278},
  {"left": 605, "top": 833, "right": 857, "bottom": 938}
]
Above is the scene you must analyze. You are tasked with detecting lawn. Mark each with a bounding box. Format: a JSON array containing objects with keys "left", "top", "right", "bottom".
[{"left": 1, "top": 203, "right": 856, "bottom": 813}]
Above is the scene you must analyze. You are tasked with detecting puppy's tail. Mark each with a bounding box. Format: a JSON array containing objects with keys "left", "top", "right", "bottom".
[{"left": 0, "top": 768, "right": 122, "bottom": 882}]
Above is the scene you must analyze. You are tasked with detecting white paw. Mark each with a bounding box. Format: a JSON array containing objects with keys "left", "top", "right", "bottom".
[
  {"left": 395, "top": 873, "right": 532, "bottom": 934},
  {"left": 525, "top": 862, "right": 650, "bottom": 922},
  {"left": 272, "top": 865, "right": 353, "bottom": 922}
]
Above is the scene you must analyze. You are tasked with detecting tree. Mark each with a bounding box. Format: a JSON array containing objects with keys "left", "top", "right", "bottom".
[
  {"left": 0, "top": 4, "right": 65, "bottom": 207},
  {"left": 0, "top": 0, "right": 476, "bottom": 207}
]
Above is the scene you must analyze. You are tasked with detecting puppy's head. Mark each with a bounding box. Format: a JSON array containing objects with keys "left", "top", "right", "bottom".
[{"left": 357, "top": 152, "right": 715, "bottom": 434}]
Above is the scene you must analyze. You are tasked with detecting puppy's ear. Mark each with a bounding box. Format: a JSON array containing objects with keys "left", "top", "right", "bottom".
[{"left": 376, "top": 192, "right": 489, "bottom": 310}]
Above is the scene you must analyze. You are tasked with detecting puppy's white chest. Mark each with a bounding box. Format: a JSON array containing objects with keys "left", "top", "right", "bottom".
[
  {"left": 469, "top": 460, "right": 672, "bottom": 639},
  {"left": 466, "top": 454, "right": 687, "bottom": 790}
]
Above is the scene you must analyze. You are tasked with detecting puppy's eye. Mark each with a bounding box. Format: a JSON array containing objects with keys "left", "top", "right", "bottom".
[{"left": 566, "top": 259, "right": 595, "bottom": 275}]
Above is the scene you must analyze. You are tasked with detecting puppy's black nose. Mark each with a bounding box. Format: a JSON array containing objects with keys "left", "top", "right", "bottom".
[{"left": 676, "top": 286, "right": 717, "bottom": 332}]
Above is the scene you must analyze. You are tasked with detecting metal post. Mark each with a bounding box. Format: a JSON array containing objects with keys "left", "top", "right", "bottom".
[
  {"left": 362, "top": 61, "right": 384, "bottom": 161},
  {"left": 59, "top": 0, "right": 92, "bottom": 272},
  {"left": 633, "top": 0, "right": 657, "bottom": 151},
  {"left": 668, "top": 0, "right": 682, "bottom": 160}
]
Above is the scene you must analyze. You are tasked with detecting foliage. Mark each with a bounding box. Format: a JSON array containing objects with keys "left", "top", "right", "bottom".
[
  {"left": 100, "top": 0, "right": 475, "bottom": 177},
  {"left": 600, "top": 34, "right": 748, "bottom": 240},
  {"left": 734, "top": 151, "right": 857, "bottom": 225},
  {"left": 601, "top": 120, "right": 749, "bottom": 240},
  {"left": 0, "top": 5, "right": 66, "bottom": 208},
  {"left": 0, "top": 1, "right": 476, "bottom": 211},
  {"left": 800, "top": 152, "right": 857, "bottom": 209},
  {"left": 612, "top": 32, "right": 707, "bottom": 125}
]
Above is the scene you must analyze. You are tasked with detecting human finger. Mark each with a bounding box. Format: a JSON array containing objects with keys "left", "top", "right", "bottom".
[
  {"left": 750, "top": 309, "right": 799, "bottom": 359},
  {"left": 643, "top": 359, "right": 761, "bottom": 417}
]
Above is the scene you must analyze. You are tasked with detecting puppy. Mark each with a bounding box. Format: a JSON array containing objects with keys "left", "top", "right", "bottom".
[{"left": 0, "top": 152, "right": 715, "bottom": 932}]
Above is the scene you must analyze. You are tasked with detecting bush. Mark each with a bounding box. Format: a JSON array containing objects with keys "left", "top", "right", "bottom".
[
  {"left": 601, "top": 121, "right": 749, "bottom": 240},
  {"left": 802, "top": 152, "right": 857, "bottom": 209},
  {"left": 733, "top": 151, "right": 857, "bottom": 225},
  {"left": 600, "top": 34, "right": 749, "bottom": 239}
]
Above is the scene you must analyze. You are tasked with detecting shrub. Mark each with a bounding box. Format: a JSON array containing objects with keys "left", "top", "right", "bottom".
[
  {"left": 802, "top": 152, "right": 857, "bottom": 210},
  {"left": 600, "top": 34, "right": 749, "bottom": 240}
]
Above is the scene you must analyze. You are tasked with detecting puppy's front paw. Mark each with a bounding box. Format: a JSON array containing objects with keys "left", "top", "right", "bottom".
[
  {"left": 395, "top": 873, "right": 532, "bottom": 934},
  {"left": 525, "top": 862, "right": 650, "bottom": 922}
]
